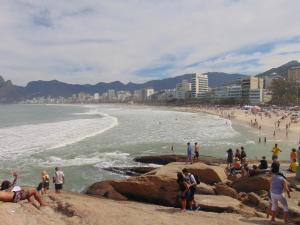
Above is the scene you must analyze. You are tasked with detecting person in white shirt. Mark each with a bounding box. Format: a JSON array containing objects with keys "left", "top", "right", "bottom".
[{"left": 53, "top": 167, "right": 65, "bottom": 194}]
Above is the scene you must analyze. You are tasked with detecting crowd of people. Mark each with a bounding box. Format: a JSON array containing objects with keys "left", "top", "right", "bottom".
[{"left": 0, "top": 167, "right": 65, "bottom": 207}]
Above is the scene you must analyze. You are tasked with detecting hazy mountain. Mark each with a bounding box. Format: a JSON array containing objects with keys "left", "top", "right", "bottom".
[
  {"left": 256, "top": 60, "right": 300, "bottom": 78},
  {"left": 22, "top": 72, "right": 246, "bottom": 98},
  {"left": 0, "top": 76, "right": 25, "bottom": 103}
]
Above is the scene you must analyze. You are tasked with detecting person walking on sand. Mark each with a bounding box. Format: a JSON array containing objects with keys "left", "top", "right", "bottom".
[
  {"left": 186, "top": 142, "right": 193, "bottom": 164},
  {"left": 270, "top": 163, "right": 290, "bottom": 224},
  {"left": 271, "top": 144, "right": 281, "bottom": 161},
  {"left": 194, "top": 142, "right": 200, "bottom": 162},
  {"left": 53, "top": 167, "right": 65, "bottom": 194}
]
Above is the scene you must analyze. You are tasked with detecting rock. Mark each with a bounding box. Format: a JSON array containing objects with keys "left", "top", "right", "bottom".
[
  {"left": 231, "top": 174, "right": 271, "bottom": 192},
  {"left": 257, "top": 200, "right": 269, "bottom": 211},
  {"left": 85, "top": 181, "right": 128, "bottom": 201},
  {"left": 298, "top": 200, "right": 300, "bottom": 207},
  {"left": 111, "top": 175, "right": 179, "bottom": 207},
  {"left": 195, "top": 195, "right": 241, "bottom": 213},
  {"left": 103, "top": 167, "right": 157, "bottom": 176},
  {"left": 134, "top": 154, "right": 226, "bottom": 165},
  {"left": 214, "top": 183, "right": 238, "bottom": 198},
  {"left": 256, "top": 190, "right": 268, "bottom": 198},
  {"left": 153, "top": 162, "right": 228, "bottom": 185},
  {"left": 247, "top": 192, "right": 261, "bottom": 206},
  {"left": 237, "top": 192, "right": 247, "bottom": 201},
  {"left": 196, "top": 183, "right": 215, "bottom": 195}
]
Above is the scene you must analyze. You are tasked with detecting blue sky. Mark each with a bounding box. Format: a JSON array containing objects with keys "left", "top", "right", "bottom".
[{"left": 0, "top": 0, "right": 300, "bottom": 85}]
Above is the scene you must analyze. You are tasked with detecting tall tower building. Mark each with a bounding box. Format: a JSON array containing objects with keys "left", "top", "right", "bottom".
[{"left": 191, "top": 73, "right": 208, "bottom": 98}]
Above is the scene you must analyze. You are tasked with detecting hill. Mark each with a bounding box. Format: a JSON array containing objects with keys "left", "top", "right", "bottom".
[{"left": 256, "top": 60, "right": 300, "bottom": 78}]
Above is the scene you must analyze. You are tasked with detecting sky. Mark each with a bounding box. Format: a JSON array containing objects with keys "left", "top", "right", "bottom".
[{"left": 0, "top": 0, "right": 300, "bottom": 85}]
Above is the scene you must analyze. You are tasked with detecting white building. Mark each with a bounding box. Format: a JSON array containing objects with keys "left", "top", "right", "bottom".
[
  {"left": 176, "top": 80, "right": 191, "bottom": 99},
  {"left": 191, "top": 73, "right": 208, "bottom": 98},
  {"left": 107, "top": 89, "right": 116, "bottom": 101},
  {"left": 116, "top": 91, "right": 132, "bottom": 102},
  {"left": 241, "top": 76, "right": 264, "bottom": 105},
  {"left": 133, "top": 90, "right": 143, "bottom": 102},
  {"left": 94, "top": 93, "right": 100, "bottom": 100},
  {"left": 143, "top": 88, "right": 155, "bottom": 100},
  {"left": 212, "top": 85, "right": 241, "bottom": 99}
]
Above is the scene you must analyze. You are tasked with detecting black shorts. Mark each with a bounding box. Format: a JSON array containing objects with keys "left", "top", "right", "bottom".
[
  {"left": 195, "top": 152, "right": 199, "bottom": 158},
  {"left": 55, "top": 183, "right": 63, "bottom": 190},
  {"left": 43, "top": 181, "right": 50, "bottom": 189}
]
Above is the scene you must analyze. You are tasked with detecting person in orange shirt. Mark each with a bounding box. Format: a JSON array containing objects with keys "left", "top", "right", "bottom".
[{"left": 290, "top": 148, "right": 297, "bottom": 162}]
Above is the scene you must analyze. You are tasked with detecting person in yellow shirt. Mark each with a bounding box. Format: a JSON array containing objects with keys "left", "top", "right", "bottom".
[
  {"left": 271, "top": 143, "right": 281, "bottom": 160},
  {"left": 289, "top": 159, "right": 298, "bottom": 173}
]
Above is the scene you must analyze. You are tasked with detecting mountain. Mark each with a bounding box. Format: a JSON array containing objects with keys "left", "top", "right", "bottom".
[
  {"left": 256, "top": 60, "right": 300, "bottom": 78},
  {"left": 0, "top": 76, "right": 25, "bottom": 103},
  {"left": 22, "top": 72, "right": 246, "bottom": 98}
]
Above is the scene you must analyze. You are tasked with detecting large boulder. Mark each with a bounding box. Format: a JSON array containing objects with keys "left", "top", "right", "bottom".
[
  {"left": 196, "top": 183, "right": 215, "bottom": 195},
  {"left": 195, "top": 195, "right": 242, "bottom": 213},
  {"left": 231, "top": 175, "right": 271, "bottom": 192},
  {"left": 214, "top": 183, "right": 238, "bottom": 198},
  {"left": 152, "top": 162, "right": 228, "bottom": 185},
  {"left": 111, "top": 175, "right": 179, "bottom": 207},
  {"left": 85, "top": 181, "right": 128, "bottom": 201}
]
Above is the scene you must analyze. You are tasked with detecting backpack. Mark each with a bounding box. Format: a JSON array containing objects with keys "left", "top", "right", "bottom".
[{"left": 190, "top": 174, "right": 200, "bottom": 185}]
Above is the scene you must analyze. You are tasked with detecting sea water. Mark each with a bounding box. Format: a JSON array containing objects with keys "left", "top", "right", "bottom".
[{"left": 0, "top": 104, "right": 295, "bottom": 192}]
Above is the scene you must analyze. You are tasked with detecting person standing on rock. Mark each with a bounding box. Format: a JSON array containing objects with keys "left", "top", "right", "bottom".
[
  {"left": 176, "top": 172, "right": 190, "bottom": 211},
  {"left": 53, "top": 167, "right": 65, "bottom": 194},
  {"left": 270, "top": 162, "right": 290, "bottom": 224},
  {"left": 186, "top": 142, "right": 193, "bottom": 164},
  {"left": 182, "top": 168, "right": 197, "bottom": 210},
  {"left": 194, "top": 142, "right": 200, "bottom": 162},
  {"left": 226, "top": 148, "right": 233, "bottom": 169}
]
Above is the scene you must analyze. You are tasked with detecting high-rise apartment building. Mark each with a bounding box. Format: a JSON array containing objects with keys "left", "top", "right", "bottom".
[
  {"left": 241, "top": 77, "right": 264, "bottom": 104},
  {"left": 191, "top": 73, "right": 208, "bottom": 98},
  {"left": 288, "top": 66, "right": 300, "bottom": 81},
  {"left": 176, "top": 80, "right": 191, "bottom": 99}
]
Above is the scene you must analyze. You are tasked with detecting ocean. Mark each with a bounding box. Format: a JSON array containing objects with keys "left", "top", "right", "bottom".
[{"left": 0, "top": 104, "right": 295, "bottom": 192}]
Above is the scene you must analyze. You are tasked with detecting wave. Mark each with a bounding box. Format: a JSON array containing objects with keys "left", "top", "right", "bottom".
[{"left": 0, "top": 110, "right": 118, "bottom": 160}]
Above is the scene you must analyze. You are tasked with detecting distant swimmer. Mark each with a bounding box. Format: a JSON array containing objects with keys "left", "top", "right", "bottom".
[
  {"left": 259, "top": 137, "right": 261, "bottom": 143},
  {"left": 264, "top": 137, "right": 267, "bottom": 143}
]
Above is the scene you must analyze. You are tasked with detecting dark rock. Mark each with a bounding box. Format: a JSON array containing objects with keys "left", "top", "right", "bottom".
[
  {"left": 103, "top": 167, "right": 156, "bottom": 176},
  {"left": 85, "top": 180, "right": 127, "bottom": 201},
  {"left": 231, "top": 174, "right": 271, "bottom": 193},
  {"left": 133, "top": 154, "right": 226, "bottom": 165},
  {"left": 247, "top": 192, "right": 261, "bottom": 206}
]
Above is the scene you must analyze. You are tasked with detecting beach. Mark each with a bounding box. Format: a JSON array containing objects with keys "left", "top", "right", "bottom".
[{"left": 175, "top": 105, "right": 300, "bottom": 151}]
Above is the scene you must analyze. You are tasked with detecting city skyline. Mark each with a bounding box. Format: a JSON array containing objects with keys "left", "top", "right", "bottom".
[{"left": 1, "top": 0, "right": 300, "bottom": 85}]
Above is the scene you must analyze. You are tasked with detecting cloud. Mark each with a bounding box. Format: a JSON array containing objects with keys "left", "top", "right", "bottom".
[{"left": 0, "top": 0, "right": 300, "bottom": 85}]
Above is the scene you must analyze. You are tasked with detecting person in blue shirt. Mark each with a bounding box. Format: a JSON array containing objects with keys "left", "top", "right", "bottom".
[{"left": 187, "top": 142, "right": 193, "bottom": 164}]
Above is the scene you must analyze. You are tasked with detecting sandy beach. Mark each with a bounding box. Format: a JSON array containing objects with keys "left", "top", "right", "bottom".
[{"left": 175, "top": 106, "right": 300, "bottom": 146}]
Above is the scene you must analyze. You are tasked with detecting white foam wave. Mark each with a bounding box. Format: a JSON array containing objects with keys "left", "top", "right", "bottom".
[
  {"left": 0, "top": 111, "right": 118, "bottom": 160},
  {"left": 39, "top": 151, "right": 131, "bottom": 168}
]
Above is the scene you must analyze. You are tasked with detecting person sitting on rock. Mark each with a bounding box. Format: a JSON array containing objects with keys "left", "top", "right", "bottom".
[
  {"left": 288, "top": 159, "right": 298, "bottom": 173},
  {"left": 176, "top": 172, "right": 190, "bottom": 211},
  {"left": 1, "top": 171, "right": 18, "bottom": 191},
  {"left": 230, "top": 158, "right": 242, "bottom": 174},
  {"left": 249, "top": 165, "right": 259, "bottom": 177},
  {"left": 258, "top": 156, "right": 268, "bottom": 170},
  {"left": 0, "top": 187, "right": 47, "bottom": 208},
  {"left": 182, "top": 168, "right": 197, "bottom": 210}
]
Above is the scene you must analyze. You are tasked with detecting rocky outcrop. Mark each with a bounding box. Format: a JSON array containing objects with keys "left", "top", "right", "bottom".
[
  {"left": 195, "top": 195, "right": 241, "bottom": 213},
  {"left": 103, "top": 167, "right": 157, "bottom": 176},
  {"left": 133, "top": 154, "right": 226, "bottom": 165},
  {"left": 151, "top": 162, "right": 227, "bottom": 185},
  {"left": 85, "top": 180, "right": 127, "bottom": 201},
  {"left": 231, "top": 174, "right": 271, "bottom": 192},
  {"left": 214, "top": 183, "right": 238, "bottom": 199},
  {"left": 196, "top": 183, "right": 215, "bottom": 195}
]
